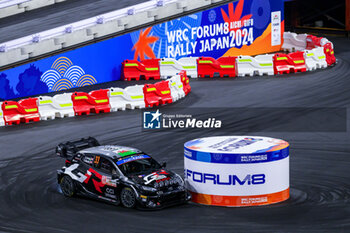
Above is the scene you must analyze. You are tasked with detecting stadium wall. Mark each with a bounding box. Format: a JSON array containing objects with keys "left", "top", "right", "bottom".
[{"left": 0, "top": 0, "right": 284, "bottom": 100}]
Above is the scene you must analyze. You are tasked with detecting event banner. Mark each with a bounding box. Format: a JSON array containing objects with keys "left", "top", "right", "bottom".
[{"left": 0, "top": 0, "right": 284, "bottom": 100}]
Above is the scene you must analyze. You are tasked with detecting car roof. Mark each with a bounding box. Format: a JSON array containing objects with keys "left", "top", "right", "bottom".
[{"left": 79, "top": 145, "right": 143, "bottom": 159}]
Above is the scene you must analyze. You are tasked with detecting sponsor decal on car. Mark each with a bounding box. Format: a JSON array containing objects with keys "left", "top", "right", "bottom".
[
  {"left": 144, "top": 170, "right": 170, "bottom": 185},
  {"left": 102, "top": 176, "right": 117, "bottom": 187},
  {"left": 116, "top": 155, "right": 150, "bottom": 165}
]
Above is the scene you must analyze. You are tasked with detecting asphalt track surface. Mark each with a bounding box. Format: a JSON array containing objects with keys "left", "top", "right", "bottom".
[
  {"left": 0, "top": 0, "right": 149, "bottom": 43},
  {"left": 0, "top": 37, "right": 350, "bottom": 233}
]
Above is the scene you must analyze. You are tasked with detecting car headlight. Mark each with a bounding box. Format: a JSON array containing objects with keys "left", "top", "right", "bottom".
[
  {"left": 140, "top": 185, "right": 157, "bottom": 192},
  {"left": 175, "top": 174, "right": 184, "bottom": 185}
]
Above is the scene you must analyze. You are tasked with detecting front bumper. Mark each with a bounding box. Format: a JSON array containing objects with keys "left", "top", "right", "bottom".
[{"left": 137, "top": 187, "right": 191, "bottom": 209}]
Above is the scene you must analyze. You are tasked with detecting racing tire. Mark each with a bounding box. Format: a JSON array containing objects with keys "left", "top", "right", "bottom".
[
  {"left": 120, "top": 187, "right": 136, "bottom": 208},
  {"left": 60, "top": 175, "right": 76, "bottom": 197}
]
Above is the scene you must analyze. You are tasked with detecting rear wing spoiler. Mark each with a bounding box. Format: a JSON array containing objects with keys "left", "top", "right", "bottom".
[{"left": 56, "top": 137, "right": 100, "bottom": 161}]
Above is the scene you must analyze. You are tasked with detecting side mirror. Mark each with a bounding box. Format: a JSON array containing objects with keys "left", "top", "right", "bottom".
[
  {"left": 161, "top": 162, "right": 167, "bottom": 168},
  {"left": 112, "top": 174, "right": 119, "bottom": 180}
]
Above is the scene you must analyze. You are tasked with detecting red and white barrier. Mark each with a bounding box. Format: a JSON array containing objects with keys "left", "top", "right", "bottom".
[
  {"left": 273, "top": 51, "right": 307, "bottom": 75},
  {"left": 122, "top": 59, "right": 160, "bottom": 81},
  {"left": 282, "top": 32, "right": 307, "bottom": 52},
  {"left": 143, "top": 81, "right": 172, "bottom": 108},
  {"left": 179, "top": 70, "right": 191, "bottom": 95},
  {"left": 323, "top": 42, "right": 336, "bottom": 66},
  {"left": 168, "top": 75, "right": 185, "bottom": 102},
  {"left": 0, "top": 102, "right": 4, "bottom": 126},
  {"left": 306, "top": 35, "right": 332, "bottom": 50},
  {"left": 236, "top": 55, "right": 274, "bottom": 77},
  {"left": 1, "top": 77, "right": 191, "bottom": 127},
  {"left": 2, "top": 98, "right": 40, "bottom": 125},
  {"left": 108, "top": 85, "right": 145, "bottom": 111},
  {"left": 304, "top": 47, "right": 327, "bottom": 71},
  {"left": 37, "top": 93, "right": 74, "bottom": 120},
  {"left": 1, "top": 31, "right": 337, "bottom": 128},
  {"left": 72, "top": 89, "right": 111, "bottom": 116},
  {"left": 197, "top": 57, "right": 236, "bottom": 78},
  {"left": 159, "top": 57, "right": 198, "bottom": 79}
]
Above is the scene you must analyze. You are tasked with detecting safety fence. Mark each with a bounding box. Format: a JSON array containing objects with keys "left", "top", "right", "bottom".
[
  {"left": 121, "top": 32, "right": 336, "bottom": 80},
  {"left": 0, "top": 71, "right": 191, "bottom": 126}
]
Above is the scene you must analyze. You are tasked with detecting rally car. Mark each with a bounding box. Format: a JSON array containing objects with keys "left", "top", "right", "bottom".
[{"left": 56, "top": 137, "right": 191, "bottom": 209}]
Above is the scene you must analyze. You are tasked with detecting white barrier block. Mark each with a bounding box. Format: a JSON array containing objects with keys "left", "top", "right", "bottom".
[
  {"left": 282, "top": 32, "right": 307, "bottom": 52},
  {"left": 236, "top": 54, "right": 274, "bottom": 77},
  {"left": 55, "top": 29, "right": 94, "bottom": 48},
  {"left": 20, "top": 0, "right": 55, "bottom": 11},
  {"left": 168, "top": 75, "right": 185, "bottom": 102},
  {"left": 118, "top": 11, "right": 154, "bottom": 29},
  {"left": 124, "top": 85, "right": 145, "bottom": 109},
  {"left": 159, "top": 57, "right": 198, "bottom": 79},
  {"left": 319, "top": 37, "right": 333, "bottom": 49},
  {"left": 304, "top": 47, "right": 327, "bottom": 71},
  {"left": 0, "top": 102, "right": 4, "bottom": 126},
  {"left": 109, "top": 85, "right": 145, "bottom": 112},
  {"left": 86, "top": 19, "right": 124, "bottom": 39},
  {"left": 0, "top": 4, "right": 24, "bottom": 18},
  {"left": 21, "top": 38, "right": 62, "bottom": 57},
  {"left": 183, "top": 0, "right": 211, "bottom": 11},
  {"left": 109, "top": 87, "right": 127, "bottom": 111},
  {"left": 0, "top": 48, "right": 29, "bottom": 67},
  {"left": 150, "top": 2, "right": 183, "bottom": 20},
  {"left": 37, "top": 93, "right": 74, "bottom": 120}
]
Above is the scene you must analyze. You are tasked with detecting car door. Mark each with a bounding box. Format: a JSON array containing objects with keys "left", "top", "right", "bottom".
[{"left": 91, "top": 155, "right": 120, "bottom": 199}]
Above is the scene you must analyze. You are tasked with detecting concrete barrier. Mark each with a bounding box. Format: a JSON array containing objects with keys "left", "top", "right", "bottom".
[
  {"left": 54, "top": 29, "right": 94, "bottom": 48},
  {"left": 182, "top": 0, "right": 211, "bottom": 11},
  {"left": 118, "top": 11, "right": 154, "bottom": 29},
  {"left": 148, "top": 2, "right": 183, "bottom": 20},
  {"left": 0, "top": 0, "right": 67, "bottom": 19},
  {"left": 0, "top": 48, "right": 29, "bottom": 67},
  {"left": 86, "top": 19, "right": 125, "bottom": 39},
  {"left": 21, "top": 38, "right": 62, "bottom": 58}
]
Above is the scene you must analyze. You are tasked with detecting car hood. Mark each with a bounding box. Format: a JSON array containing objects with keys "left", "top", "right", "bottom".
[{"left": 128, "top": 169, "right": 177, "bottom": 187}]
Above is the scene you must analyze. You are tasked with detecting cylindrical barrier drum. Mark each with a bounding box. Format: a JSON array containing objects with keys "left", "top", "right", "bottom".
[{"left": 184, "top": 136, "right": 290, "bottom": 207}]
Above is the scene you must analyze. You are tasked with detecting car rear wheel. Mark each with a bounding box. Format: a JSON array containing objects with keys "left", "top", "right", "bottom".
[
  {"left": 60, "top": 175, "right": 76, "bottom": 197},
  {"left": 120, "top": 187, "right": 136, "bottom": 208}
]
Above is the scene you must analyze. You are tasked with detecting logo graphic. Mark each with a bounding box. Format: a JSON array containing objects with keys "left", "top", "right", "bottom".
[
  {"left": 221, "top": 0, "right": 252, "bottom": 31},
  {"left": 143, "top": 110, "right": 162, "bottom": 129},
  {"left": 132, "top": 27, "right": 159, "bottom": 60},
  {"left": 208, "top": 10, "right": 216, "bottom": 23},
  {"left": 143, "top": 170, "right": 169, "bottom": 185},
  {"left": 40, "top": 57, "right": 97, "bottom": 92}
]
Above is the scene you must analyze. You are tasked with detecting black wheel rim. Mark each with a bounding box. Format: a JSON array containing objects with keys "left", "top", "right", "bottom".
[
  {"left": 61, "top": 177, "right": 73, "bottom": 196},
  {"left": 121, "top": 189, "right": 135, "bottom": 208}
]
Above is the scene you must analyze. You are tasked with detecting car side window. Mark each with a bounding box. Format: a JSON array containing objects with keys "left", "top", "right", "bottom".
[
  {"left": 81, "top": 154, "right": 94, "bottom": 165},
  {"left": 94, "top": 156, "right": 116, "bottom": 175}
]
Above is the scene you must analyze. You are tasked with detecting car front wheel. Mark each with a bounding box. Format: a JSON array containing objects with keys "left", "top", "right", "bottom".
[
  {"left": 120, "top": 187, "right": 136, "bottom": 208},
  {"left": 60, "top": 175, "right": 76, "bottom": 197}
]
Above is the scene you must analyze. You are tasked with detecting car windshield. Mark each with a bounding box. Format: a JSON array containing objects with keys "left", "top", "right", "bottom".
[{"left": 115, "top": 154, "right": 161, "bottom": 175}]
